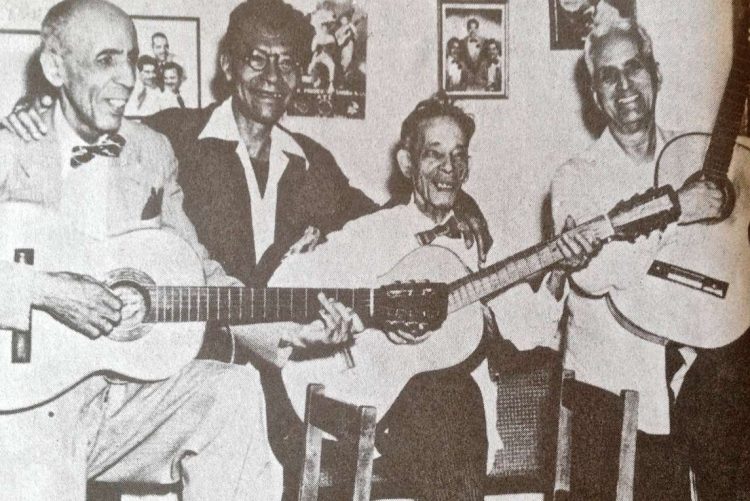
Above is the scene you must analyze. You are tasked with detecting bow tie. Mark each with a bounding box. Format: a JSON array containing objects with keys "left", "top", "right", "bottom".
[
  {"left": 415, "top": 216, "right": 462, "bottom": 246},
  {"left": 70, "top": 134, "right": 126, "bottom": 167}
]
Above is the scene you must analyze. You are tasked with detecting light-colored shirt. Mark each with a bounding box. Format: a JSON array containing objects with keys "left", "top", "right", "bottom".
[
  {"left": 124, "top": 83, "right": 162, "bottom": 117},
  {"left": 270, "top": 200, "right": 563, "bottom": 472},
  {"left": 199, "top": 98, "right": 308, "bottom": 260},
  {"left": 550, "top": 126, "right": 684, "bottom": 434},
  {"left": 55, "top": 103, "right": 110, "bottom": 239}
]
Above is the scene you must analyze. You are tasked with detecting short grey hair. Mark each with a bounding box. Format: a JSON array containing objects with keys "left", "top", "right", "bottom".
[{"left": 583, "top": 18, "right": 656, "bottom": 77}]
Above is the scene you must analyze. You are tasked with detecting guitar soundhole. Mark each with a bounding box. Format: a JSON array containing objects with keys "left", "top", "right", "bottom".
[{"left": 106, "top": 279, "right": 151, "bottom": 342}]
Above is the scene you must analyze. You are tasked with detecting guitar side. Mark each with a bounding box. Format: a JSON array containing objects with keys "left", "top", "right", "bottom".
[{"left": 281, "top": 245, "right": 484, "bottom": 421}]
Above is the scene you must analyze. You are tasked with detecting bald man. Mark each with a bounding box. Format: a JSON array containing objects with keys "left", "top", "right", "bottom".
[{"left": 0, "top": 1, "right": 361, "bottom": 499}]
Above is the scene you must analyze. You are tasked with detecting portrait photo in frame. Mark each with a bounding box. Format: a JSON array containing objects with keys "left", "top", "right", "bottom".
[
  {"left": 127, "top": 15, "right": 201, "bottom": 118},
  {"left": 439, "top": 0, "right": 508, "bottom": 99}
]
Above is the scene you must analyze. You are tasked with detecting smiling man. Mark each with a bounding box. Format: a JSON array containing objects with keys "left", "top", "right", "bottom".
[{"left": 550, "top": 19, "right": 737, "bottom": 500}]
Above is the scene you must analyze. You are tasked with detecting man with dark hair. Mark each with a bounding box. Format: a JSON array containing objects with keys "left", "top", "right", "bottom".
[
  {"left": 150, "top": 31, "right": 183, "bottom": 89},
  {"left": 124, "top": 54, "right": 160, "bottom": 115},
  {"left": 272, "top": 94, "right": 597, "bottom": 500},
  {"left": 159, "top": 61, "right": 186, "bottom": 109},
  {"left": 459, "top": 17, "right": 487, "bottom": 90},
  {"left": 0, "top": 1, "right": 366, "bottom": 498}
]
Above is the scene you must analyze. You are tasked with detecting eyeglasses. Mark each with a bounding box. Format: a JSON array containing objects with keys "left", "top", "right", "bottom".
[
  {"left": 595, "top": 57, "right": 650, "bottom": 87},
  {"left": 243, "top": 48, "right": 297, "bottom": 74},
  {"left": 421, "top": 147, "right": 470, "bottom": 170}
]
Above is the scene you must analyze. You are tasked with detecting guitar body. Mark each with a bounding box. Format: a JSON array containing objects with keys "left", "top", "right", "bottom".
[
  {"left": 608, "top": 135, "right": 750, "bottom": 348},
  {"left": 282, "top": 245, "right": 484, "bottom": 420},
  {"left": 0, "top": 203, "right": 206, "bottom": 411}
]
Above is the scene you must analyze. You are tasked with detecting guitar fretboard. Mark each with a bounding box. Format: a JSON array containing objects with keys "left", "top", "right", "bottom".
[
  {"left": 144, "top": 287, "right": 374, "bottom": 324},
  {"left": 448, "top": 216, "right": 612, "bottom": 310}
]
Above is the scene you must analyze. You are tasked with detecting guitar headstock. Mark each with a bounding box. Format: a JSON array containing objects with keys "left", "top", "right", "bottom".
[
  {"left": 607, "top": 185, "right": 682, "bottom": 242},
  {"left": 373, "top": 280, "right": 449, "bottom": 336}
]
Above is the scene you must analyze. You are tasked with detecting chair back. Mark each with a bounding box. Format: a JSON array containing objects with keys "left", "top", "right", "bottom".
[{"left": 298, "top": 383, "right": 377, "bottom": 501}]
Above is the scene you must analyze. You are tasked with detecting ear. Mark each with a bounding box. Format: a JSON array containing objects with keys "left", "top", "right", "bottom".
[
  {"left": 590, "top": 84, "right": 602, "bottom": 111},
  {"left": 653, "top": 62, "right": 663, "bottom": 92},
  {"left": 396, "top": 149, "right": 413, "bottom": 178},
  {"left": 39, "top": 50, "right": 64, "bottom": 88},
  {"left": 219, "top": 53, "right": 233, "bottom": 82}
]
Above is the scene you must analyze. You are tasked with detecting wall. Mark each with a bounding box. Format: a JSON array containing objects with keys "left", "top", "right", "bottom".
[{"left": 0, "top": 0, "right": 733, "bottom": 254}]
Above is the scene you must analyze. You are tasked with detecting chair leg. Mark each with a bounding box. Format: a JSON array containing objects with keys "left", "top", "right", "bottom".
[{"left": 616, "top": 390, "right": 639, "bottom": 501}]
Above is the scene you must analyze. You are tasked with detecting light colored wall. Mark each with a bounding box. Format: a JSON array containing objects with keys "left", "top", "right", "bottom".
[{"left": 0, "top": 0, "right": 733, "bottom": 253}]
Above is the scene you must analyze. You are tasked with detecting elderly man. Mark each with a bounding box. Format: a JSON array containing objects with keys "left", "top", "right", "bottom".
[
  {"left": 272, "top": 94, "right": 597, "bottom": 500},
  {"left": 550, "top": 19, "right": 748, "bottom": 500},
  {"left": 0, "top": 1, "right": 362, "bottom": 499}
]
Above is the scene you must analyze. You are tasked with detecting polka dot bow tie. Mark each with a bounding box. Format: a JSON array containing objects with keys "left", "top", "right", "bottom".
[{"left": 70, "top": 134, "right": 126, "bottom": 167}]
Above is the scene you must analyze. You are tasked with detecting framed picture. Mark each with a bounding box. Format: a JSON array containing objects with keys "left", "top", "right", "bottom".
[
  {"left": 439, "top": 0, "right": 508, "bottom": 99},
  {"left": 549, "top": 0, "right": 637, "bottom": 50},
  {"left": 287, "top": 0, "right": 368, "bottom": 120},
  {"left": 127, "top": 16, "right": 201, "bottom": 118},
  {"left": 0, "top": 30, "right": 49, "bottom": 117}
]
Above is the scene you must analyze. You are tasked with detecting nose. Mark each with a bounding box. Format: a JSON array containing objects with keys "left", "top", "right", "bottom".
[
  {"left": 116, "top": 60, "right": 136, "bottom": 89},
  {"left": 617, "top": 69, "right": 632, "bottom": 91},
  {"left": 263, "top": 56, "right": 281, "bottom": 83}
]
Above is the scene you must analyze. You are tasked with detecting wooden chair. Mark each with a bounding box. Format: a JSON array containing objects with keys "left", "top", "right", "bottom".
[{"left": 298, "top": 383, "right": 377, "bottom": 501}]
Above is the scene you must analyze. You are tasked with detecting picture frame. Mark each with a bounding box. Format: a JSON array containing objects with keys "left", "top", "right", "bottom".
[
  {"left": 287, "top": 0, "right": 368, "bottom": 120},
  {"left": 127, "top": 15, "right": 201, "bottom": 117},
  {"left": 438, "top": 0, "right": 509, "bottom": 100},
  {"left": 549, "top": 0, "right": 637, "bottom": 50}
]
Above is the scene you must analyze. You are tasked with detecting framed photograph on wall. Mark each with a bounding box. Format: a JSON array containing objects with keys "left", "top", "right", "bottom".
[
  {"left": 0, "top": 30, "right": 50, "bottom": 117},
  {"left": 439, "top": 0, "right": 508, "bottom": 99},
  {"left": 127, "top": 15, "right": 201, "bottom": 118},
  {"left": 549, "top": 0, "right": 637, "bottom": 50},
  {"left": 287, "top": 0, "right": 368, "bottom": 120}
]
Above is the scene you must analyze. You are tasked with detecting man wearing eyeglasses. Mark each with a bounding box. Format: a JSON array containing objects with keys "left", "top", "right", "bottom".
[{"left": 549, "top": 20, "right": 742, "bottom": 500}]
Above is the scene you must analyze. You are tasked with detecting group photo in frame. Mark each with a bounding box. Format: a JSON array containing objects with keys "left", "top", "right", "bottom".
[
  {"left": 126, "top": 15, "right": 201, "bottom": 118},
  {"left": 439, "top": 0, "right": 508, "bottom": 99}
]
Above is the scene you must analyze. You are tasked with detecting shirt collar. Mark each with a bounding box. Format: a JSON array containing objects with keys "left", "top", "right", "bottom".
[
  {"left": 54, "top": 102, "right": 117, "bottom": 161},
  {"left": 405, "top": 195, "right": 456, "bottom": 234},
  {"left": 199, "top": 97, "right": 308, "bottom": 169},
  {"left": 597, "top": 124, "right": 667, "bottom": 166}
]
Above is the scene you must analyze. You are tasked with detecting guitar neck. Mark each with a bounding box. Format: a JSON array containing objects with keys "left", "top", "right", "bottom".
[
  {"left": 448, "top": 215, "right": 612, "bottom": 310},
  {"left": 144, "top": 286, "right": 375, "bottom": 325}
]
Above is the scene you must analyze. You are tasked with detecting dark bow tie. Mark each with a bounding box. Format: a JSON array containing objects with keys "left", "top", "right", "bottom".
[
  {"left": 415, "top": 216, "right": 462, "bottom": 246},
  {"left": 71, "top": 134, "right": 126, "bottom": 167}
]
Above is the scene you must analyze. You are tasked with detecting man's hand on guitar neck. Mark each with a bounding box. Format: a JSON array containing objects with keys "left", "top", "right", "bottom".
[
  {"left": 32, "top": 271, "right": 122, "bottom": 339},
  {"left": 677, "top": 179, "right": 726, "bottom": 225}
]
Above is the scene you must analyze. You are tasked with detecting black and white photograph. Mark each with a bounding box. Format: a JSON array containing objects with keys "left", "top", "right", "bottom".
[
  {"left": 125, "top": 16, "right": 201, "bottom": 117},
  {"left": 0, "top": 0, "right": 748, "bottom": 500},
  {"left": 439, "top": 0, "right": 508, "bottom": 98},
  {"left": 287, "top": 0, "right": 367, "bottom": 119},
  {"left": 549, "top": 0, "right": 637, "bottom": 50}
]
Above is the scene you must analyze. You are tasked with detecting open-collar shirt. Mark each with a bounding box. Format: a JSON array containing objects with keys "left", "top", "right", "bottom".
[{"left": 199, "top": 97, "right": 307, "bottom": 260}]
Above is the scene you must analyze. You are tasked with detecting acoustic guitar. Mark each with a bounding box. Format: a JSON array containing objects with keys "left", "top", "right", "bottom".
[
  {"left": 606, "top": 1, "right": 750, "bottom": 348},
  {"left": 281, "top": 186, "right": 679, "bottom": 419},
  {"left": 0, "top": 185, "right": 675, "bottom": 413}
]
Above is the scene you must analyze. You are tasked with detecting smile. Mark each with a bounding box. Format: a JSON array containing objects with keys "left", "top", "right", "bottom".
[
  {"left": 617, "top": 95, "right": 640, "bottom": 105},
  {"left": 434, "top": 181, "right": 458, "bottom": 191},
  {"left": 105, "top": 99, "right": 128, "bottom": 112},
  {"left": 253, "top": 89, "right": 285, "bottom": 99}
]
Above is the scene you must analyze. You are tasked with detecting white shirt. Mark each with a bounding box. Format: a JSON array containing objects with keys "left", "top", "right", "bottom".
[
  {"left": 199, "top": 98, "right": 308, "bottom": 260},
  {"left": 124, "top": 83, "right": 162, "bottom": 116},
  {"left": 270, "top": 200, "right": 563, "bottom": 472},
  {"left": 55, "top": 103, "right": 111, "bottom": 239},
  {"left": 551, "top": 126, "right": 686, "bottom": 434}
]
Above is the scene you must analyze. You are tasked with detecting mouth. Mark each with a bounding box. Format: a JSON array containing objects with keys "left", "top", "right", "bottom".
[
  {"left": 433, "top": 180, "right": 459, "bottom": 192},
  {"left": 252, "top": 89, "right": 286, "bottom": 101},
  {"left": 104, "top": 98, "right": 128, "bottom": 114},
  {"left": 617, "top": 94, "right": 640, "bottom": 106}
]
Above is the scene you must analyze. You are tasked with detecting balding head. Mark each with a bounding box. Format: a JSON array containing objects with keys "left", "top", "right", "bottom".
[
  {"left": 39, "top": 0, "right": 137, "bottom": 141},
  {"left": 41, "top": 0, "right": 132, "bottom": 55}
]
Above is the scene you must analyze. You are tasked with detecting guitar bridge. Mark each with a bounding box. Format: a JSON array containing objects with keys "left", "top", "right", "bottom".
[{"left": 648, "top": 260, "right": 728, "bottom": 298}]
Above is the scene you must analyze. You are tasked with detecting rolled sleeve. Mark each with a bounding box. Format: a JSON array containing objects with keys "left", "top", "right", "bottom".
[{"left": 230, "top": 323, "right": 295, "bottom": 368}]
